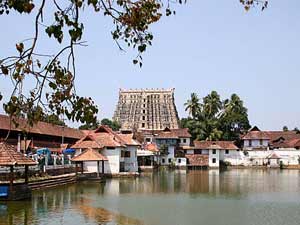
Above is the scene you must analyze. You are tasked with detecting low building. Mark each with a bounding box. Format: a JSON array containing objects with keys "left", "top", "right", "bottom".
[
  {"left": 242, "top": 126, "right": 300, "bottom": 166},
  {"left": 0, "top": 114, "right": 83, "bottom": 153},
  {"left": 184, "top": 141, "right": 241, "bottom": 168},
  {"left": 71, "top": 126, "right": 140, "bottom": 174},
  {"left": 154, "top": 128, "right": 191, "bottom": 166}
]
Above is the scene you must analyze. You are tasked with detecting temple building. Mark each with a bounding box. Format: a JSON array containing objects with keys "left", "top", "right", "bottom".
[{"left": 113, "top": 88, "right": 179, "bottom": 131}]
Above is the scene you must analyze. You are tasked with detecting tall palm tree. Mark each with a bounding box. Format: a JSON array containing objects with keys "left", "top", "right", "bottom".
[
  {"left": 184, "top": 93, "right": 200, "bottom": 119},
  {"left": 203, "top": 91, "right": 222, "bottom": 119}
]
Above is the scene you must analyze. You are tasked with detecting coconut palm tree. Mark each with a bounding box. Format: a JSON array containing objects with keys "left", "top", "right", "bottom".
[
  {"left": 203, "top": 91, "right": 222, "bottom": 119},
  {"left": 184, "top": 93, "right": 201, "bottom": 119}
]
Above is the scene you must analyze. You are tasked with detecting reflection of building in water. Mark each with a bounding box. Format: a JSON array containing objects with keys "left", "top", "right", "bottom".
[{"left": 209, "top": 170, "right": 220, "bottom": 195}]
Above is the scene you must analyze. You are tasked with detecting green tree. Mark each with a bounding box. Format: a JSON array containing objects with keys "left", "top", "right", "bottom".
[
  {"left": 0, "top": 0, "right": 267, "bottom": 127},
  {"left": 101, "top": 118, "right": 121, "bottom": 131},
  {"left": 42, "top": 114, "right": 66, "bottom": 126},
  {"left": 219, "top": 94, "right": 251, "bottom": 140},
  {"left": 181, "top": 92, "right": 250, "bottom": 141},
  {"left": 184, "top": 93, "right": 201, "bottom": 119},
  {"left": 283, "top": 126, "right": 289, "bottom": 132},
  {"left": 203, "top": 91, "right": 222, "bottom": 119},
  {"left": 78, "top": 120, "right": 100, "bottom": 130}
]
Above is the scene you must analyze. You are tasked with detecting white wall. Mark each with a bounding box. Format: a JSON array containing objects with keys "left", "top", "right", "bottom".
[
  {"left": 124, "top": 146, "right": 138, "bottom": 172},
  {"left": 179, "top": 138, "right": 191, "bottom": 147},
  {"left": 186, "top": 150, "right": 194, "bottom": 155},
  {"left": 102, "top": 147, "right": 121, "bottom": 174},
  {"left": 209, "top": 149, "right": 219, "bottom": 167},
  {"left": 175, "top": 157, "right": 187, "bottom": 167},
  {"left": 160, "top": 145, "right": 175, "bottom": 165},
  {"left": 243, "top": 139, "right": 269, "bottom": 149}
]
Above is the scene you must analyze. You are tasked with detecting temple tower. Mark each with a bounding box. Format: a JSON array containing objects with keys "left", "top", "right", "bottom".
[{"left": 113, "top": 88, "right": 179, "bottom": 130}]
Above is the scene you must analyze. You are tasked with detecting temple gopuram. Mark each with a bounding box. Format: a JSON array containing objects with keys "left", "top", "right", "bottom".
[{"left": 113, "top": 88, "right": 179, "bottom": 131}]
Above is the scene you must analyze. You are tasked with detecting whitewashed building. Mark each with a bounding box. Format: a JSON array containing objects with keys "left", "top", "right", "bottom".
[
  {"left": 72, "top": 126, "right": 140, "bottom": 174},
  {"left": 184, "top": 141, "right": 242, "bottom": 168},
  {"left": 154, "top": 128, "right": 191, "bottom": 166},
  {"left": 242, "top": 126, "right": 300, "bottom": 167}
]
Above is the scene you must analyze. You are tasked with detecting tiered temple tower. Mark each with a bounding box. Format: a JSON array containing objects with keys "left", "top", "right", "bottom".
[{"left": 113, "top": 88, "right": 179, "bottom": 130}]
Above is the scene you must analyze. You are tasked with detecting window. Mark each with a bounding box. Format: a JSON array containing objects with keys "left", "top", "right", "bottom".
[
  {"left": 142, "top": 110, "right": 146, "bottom": 113},
  {"left": 124, "top": 151, "right": 131, "bottom": 158},
  {"left": 143, "top": 104, "right": 146, "bottom": 108},
  {"left": 142, "top": 123, "right": 145, "bottom": 128},
  {"left": 168, "top": 158, "right": 172, "bottom": 163},
  {"left": 142, "top": 116, "right": 145, "bottom": 120},
  {"left": 162, "top": 158, "right": 165, "bottom": 163},
  {"left": 260, "top": 139, "right": 263, "bottom": 146},
  {"left": 194, "top": 149, "right": 202, "bottom": 155},
  {"left": 249, "top": 140, "right": 252, "bottom": 147},
  {"left": 121, "top": 151, "right": 125, "bottom": 157},
  {"left": 178, "top": 158, "right": 181, "bottom": 163},
  {"left": 145, "top": 138, "right": 151, "bottom": 142},
  {"left": 183, "top": 139, "right": 186, "bottom": 143},
  {"left": 225, "top": 150, "right": 229, "bottom": 155},
  {"left": 212, "top": 158, "right": 216, "bottom": 163},
  {"left": 212, "top": 149, "right": 216, "bottom": 154}
]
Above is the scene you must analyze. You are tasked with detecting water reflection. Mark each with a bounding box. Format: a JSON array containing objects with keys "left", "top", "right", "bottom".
[{"left": 1, "top": 169, "right": 300, "bottom": 225}]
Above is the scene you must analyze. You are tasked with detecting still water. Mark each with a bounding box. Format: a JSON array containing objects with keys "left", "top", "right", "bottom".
[{"left": 1, "top": 169, "right": 300, "bottom": 225}]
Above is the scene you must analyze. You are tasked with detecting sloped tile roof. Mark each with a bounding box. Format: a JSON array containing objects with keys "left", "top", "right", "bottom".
[
  {"left": 71, "top": 148, "right": 108, "bottom": 161},
  {"left": 242, "top": 131, "right": 270, "bottom": 140},
  {"left": 71, "top": 125, "right": 140, "bottom": 149},
  {"left": 0, "top": 114, "right": 84, "bottom": 139},
  {"left": 144, "top": 143, "right": 159, "bottom": 152},
  {"left": 186, "top": 155, "right": 209, "bottom": 166},
  {"left": 267, "top": 152, "right": 280, "bottom": 159},
  {"left": 0, "top": 142, "right": 37, "bottom": 166},
  {"left": 118, "top": 133, "right": 141, "bottom": 146},
  {"left": 156, "top": 128, "right": 192, "bottom": 139},
  {"left": 193, "top": 141, "right": 239, "bottom": 150}
]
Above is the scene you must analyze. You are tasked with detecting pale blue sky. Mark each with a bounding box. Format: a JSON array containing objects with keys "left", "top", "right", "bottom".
[{"left": 0, "top": 0, "right": 300, "bottom": 130}]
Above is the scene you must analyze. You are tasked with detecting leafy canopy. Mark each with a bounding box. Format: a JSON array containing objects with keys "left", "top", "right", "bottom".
[{"left": 181, "top": 91, "right": 251, "bottom": 141}]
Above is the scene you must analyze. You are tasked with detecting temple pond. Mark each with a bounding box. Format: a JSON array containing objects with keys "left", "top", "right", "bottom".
[{"left": 1, "top": 169, "right": 300, "bottom": 225}]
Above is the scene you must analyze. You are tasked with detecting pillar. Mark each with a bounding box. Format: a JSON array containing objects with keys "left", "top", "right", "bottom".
[
  {"left": 97, "top": 161, "right": 100, "bottom": 178},
  {"left": 75, "top": 162, "right": 78, "bottom": 176},
  {"left": 10, "top": 165, "right": 14, "bottom": 191},
  {"left": 81, "top": 162, "right": 84, "bottom": 174},
  {"left": 102, "top": 160, "right": 105, "bottom": 174},
  {"left": 24, "top": 165, "right": 29, "bottom": 184}
]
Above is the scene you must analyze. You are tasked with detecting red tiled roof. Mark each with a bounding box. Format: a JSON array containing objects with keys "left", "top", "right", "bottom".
[
  {"left": 267, "top": 153, "right": 280, "bottom": 159},
  {"left": 72, "top": 125, "right": 139, "bottom": 149},
  {"left": 144, "top": 143, "right": 159, "bottom": 152},
  {"left": 118, "top": 133, "right": 140, "bottom": 146},
  {"left": 242, "top": 128, "right": 300, "bottom": 148},
  {"left": 266, "top": 131, "right": 300, "bottom": 142},
  {"left": 242, "top": 131, "right": 270, "bottom": 140},
  {"left": 186, "top": 155, "right": 209, "bottom": 166},
  {"left": 71, "top": 148, "right": 108, "bottom": 161},
  {"left": 0, "top": 142, "right": 37, "bottom": 166},
  {"left": 193, "top": 141, "right": 239, "bottom": 150},
  {"left": 156, "top": 128, "right": 192, "bottom": 139},
  {"left": 272, "top": 138, "right": 300, "bottom": 149},
  {"left": 0, "top": 114, "right": 84, "bottom": 139}
]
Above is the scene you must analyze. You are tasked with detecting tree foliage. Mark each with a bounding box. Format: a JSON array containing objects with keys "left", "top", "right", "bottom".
[
  {"left": 41, "top": 114, "right": 66, "bottom": 126},
  {"left": 100, "top": 118, "right": 121, "bottom": 131},
  {"left": 0, "top": 0, "right": 267, "bottom": 127},
  {"left": 78, "top": 120, "right": 100, "bottom": 130},
  {"left": 181, "top": 91, "right": 251, "bottom": 141},
  {"left": 78, "top": 117, "right": 120, "bottom": 130}
]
